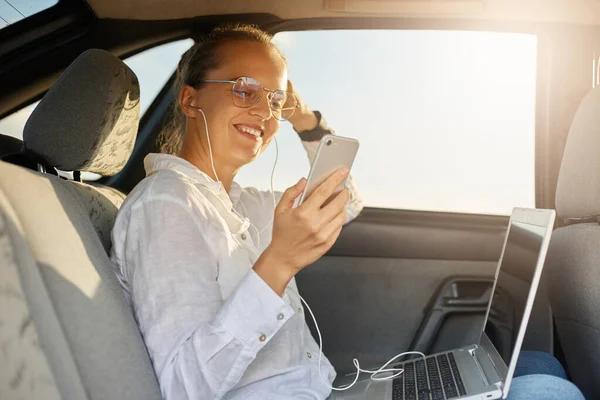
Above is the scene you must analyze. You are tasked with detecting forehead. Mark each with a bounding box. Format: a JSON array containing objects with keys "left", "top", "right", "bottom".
[{"left": 206, "top": 41, "right": 287, "bottom": 90}]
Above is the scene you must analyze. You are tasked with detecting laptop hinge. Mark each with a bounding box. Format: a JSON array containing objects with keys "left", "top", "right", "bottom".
[
  {"left": 470, "top": 343, "right": 504, "bottom": 387},
  {"left": 478, "top": 333, "right": 508, "bottom": 384},
  {"left": 469, "top": 348, "right": 490, "bottom": 386}
]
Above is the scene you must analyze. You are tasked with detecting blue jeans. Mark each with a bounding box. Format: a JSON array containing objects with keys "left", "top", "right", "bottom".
[{"left": 507, "top": 351, "right": 584, "bottom": 400}]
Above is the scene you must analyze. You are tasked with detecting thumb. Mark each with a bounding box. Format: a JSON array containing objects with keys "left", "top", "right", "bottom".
[{"left": 276, "top": 178, "right": 306, "bottom": 213}]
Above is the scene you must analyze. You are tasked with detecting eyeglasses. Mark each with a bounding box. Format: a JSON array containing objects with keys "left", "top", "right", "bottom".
[{"left": 195, "top": 77, "right": 299, "bottom": 121}]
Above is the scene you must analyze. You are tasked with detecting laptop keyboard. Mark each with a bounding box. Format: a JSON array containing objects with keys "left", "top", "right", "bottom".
[{"left": 392, "top": 352, "right": 467, "bottom": 400}]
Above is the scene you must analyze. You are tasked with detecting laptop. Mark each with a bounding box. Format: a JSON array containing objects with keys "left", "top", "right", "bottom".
[{"left": 330, "top": 207, "right": 556, "bottom": 400}]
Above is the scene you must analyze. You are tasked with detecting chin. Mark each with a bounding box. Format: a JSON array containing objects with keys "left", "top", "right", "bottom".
[
  {"left": 231, "top": 151, "right": 259, "bottom": 168},
  {"left": 228, "top": 135, "right": 270, "bottom": 166}
]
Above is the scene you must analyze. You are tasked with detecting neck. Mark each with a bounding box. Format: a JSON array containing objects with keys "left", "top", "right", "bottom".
[{"left": 178, "top": 138, "right": 238, "bottom": 193}]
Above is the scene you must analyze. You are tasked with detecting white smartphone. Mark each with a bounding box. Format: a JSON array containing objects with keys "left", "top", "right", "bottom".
[{"left": 295, "top": 134, "right": 360, "bottom": 207}]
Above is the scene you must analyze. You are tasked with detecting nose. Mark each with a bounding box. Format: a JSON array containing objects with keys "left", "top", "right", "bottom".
[{"left": 249, "top": 90, "right": 273, "bottom": 121}]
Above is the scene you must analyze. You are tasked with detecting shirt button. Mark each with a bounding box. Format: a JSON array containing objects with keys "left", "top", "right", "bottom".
[
  {"left": 297, "top": 307, "right": 303, "bottom": 313},
  {"left": 307, "top": 352, "right": 313, "bottom": 359},
  {"left": 277, "top": 313, "right": 284, "bottom": 321},
  {"left": 259, "top": 334, "right": 266, "bottom": 342},
  {"left": 241, "top": 233, "right": 247, "bottom": 240}
]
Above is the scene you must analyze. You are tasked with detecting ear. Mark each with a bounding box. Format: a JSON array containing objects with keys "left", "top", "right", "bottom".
[{"left": 180, "top": 85, "right": 198, "bottom": 118}]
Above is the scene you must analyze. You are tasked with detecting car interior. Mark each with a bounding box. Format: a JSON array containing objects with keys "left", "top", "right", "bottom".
[{"left": 1, "top": 0, "right": 600, "bottom": 399}]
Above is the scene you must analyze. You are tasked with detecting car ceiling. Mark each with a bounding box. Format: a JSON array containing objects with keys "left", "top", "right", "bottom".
[{"left": 86, "top": 0, "right": 600, "bottom": 26}]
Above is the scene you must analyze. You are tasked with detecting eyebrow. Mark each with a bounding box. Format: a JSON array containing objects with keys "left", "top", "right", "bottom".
[{"left": 229, "top": 76, "right": 287, "bottom": 91}]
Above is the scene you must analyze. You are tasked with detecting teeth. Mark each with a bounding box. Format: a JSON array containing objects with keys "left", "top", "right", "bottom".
[{"left": 238, "top": 126, "right": 262, "bottom": 137}]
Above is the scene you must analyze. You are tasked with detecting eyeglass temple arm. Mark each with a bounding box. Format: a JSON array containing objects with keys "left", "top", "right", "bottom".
[{"left": 200, "top": 79, "right": 237, "bottom": 84}]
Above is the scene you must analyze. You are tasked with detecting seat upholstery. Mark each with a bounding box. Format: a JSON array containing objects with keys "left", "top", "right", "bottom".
[
  {"left": 58, "top": 181, "right": 126, "bottom": 253},
  {"left": 0, "top": 49, "right": 162, "bottom": 400},
  {"left": 0, "top": 204, "right": 63, "bottom": 400},
  {"left": 546, "top": 85, "right": 600, "bottom": 399},
  {"left": 23, "top": 48, "right": 139, "bottom": 176}
]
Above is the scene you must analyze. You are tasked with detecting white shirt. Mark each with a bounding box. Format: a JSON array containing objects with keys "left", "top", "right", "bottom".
[{"left": 110, "top": 141, "right": 363, "bottom": 400}]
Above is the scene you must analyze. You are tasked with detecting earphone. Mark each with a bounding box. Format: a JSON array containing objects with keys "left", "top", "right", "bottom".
[{"left": 188, "top": 104, "right": 426, "bottom": 391}]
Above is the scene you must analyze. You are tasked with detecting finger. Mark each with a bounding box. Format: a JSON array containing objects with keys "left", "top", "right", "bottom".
[
  {"left": 276, "top": 178, "right": 306, "bottom": 214},
  {"left": 319, "top": 188, "right": 350, "bottom": 224},
  {"left": 319, "top": 211, "right": 346, "bottom": 247},
  {"left": 303, "top": 168, "right": 349, "bottom": 209}
]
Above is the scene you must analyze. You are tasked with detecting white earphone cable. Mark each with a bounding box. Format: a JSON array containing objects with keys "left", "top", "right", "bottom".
[
  {"left": 196, "top": 107, "right": 221, "bottom": 187},
  {"left": 193, "top": 105, "right": 275, "bottom": 249},
  {"left": 258, "top": 136, "right": 278, "bottom": 235},
  {"left": 297, "top": 292, "right": 426, "bottom": 391}
]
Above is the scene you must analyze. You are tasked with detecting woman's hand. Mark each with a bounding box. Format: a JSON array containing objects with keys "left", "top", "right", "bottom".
[
  {"left": 286, "top": 80, "right": 319, "bottom": 132},
  {"left": 253, "top": 168, "right": 350, "bottom": 295}
]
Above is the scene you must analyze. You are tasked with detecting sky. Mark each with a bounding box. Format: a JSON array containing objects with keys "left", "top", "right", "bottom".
[
  {"left": 0, "top": 28, "right": 538, "bottom": 216},
  {"left": 0, "top": 0, "right": 56, "bottom": 28},
  {"left": 244, "top": 30, "right": 538, "bottom": 215}
]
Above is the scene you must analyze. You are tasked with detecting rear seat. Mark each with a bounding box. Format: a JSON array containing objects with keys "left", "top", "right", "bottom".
[{"left": 0, "top": 49, "right": 162, "bottom": 400}]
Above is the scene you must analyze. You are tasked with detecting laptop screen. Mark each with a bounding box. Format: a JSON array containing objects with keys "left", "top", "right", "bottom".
[{"left": 481, "top": 220, "right": 547, "bottom": 365}]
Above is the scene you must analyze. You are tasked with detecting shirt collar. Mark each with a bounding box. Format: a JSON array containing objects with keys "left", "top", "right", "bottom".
[
  {"left": 144, "top": 153, "right": 243, "bottom": 206},
  {"left": 144, "top": 154, "right": 250, "bottom": 235}
]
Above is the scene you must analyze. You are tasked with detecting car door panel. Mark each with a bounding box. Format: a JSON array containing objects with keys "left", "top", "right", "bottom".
[
  {"left": 296, "top": 209, "right": 553, "bottom": 375},
  {"left": 297, "top": 256, "right": 497, "bottom": 373}
]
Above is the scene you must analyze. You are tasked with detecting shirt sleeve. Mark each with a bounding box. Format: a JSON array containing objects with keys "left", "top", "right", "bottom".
[{"left": 122, "top": 197, "right": 294, "bottom": 400}]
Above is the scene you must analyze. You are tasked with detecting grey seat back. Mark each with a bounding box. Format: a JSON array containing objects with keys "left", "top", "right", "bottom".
[
  {"left": 546, "top": 85, "right": 600, "bottom": 399},
  {"left": 0, "top": 203, "right": 63, "bottom": 400},
  {"left": 0, "top": 49, "right": 162, "bottom": 400}
]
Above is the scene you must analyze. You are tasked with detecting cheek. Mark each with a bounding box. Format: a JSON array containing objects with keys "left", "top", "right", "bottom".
[
  {"left": 196, "top": 90, "right": 235, "bottom": 125},
  {"left": 207, "top": 104, "right": 239, "bottom": 131},
  {"left": 266, "top": 120, "right": 281, "bottom": 139}
]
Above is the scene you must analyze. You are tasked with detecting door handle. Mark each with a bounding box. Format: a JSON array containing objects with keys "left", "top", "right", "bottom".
[
  {"left": 444, "top": 287, "right": 492, "bottom": 307},
  {"left": 410, "top": 277, "right": 494, "bottom": 354}
]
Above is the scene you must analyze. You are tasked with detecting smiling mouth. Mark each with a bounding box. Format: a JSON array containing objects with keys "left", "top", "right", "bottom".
[{"left": 235, "top": 124, "right": 264, "bottom": 141}]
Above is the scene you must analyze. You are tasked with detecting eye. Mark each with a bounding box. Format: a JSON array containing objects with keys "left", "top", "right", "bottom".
[
  {"left": 270, "top": 99, "right": 284, "bottom": 109},
  {"left": 270, "top": 92, "right": 287, "bottom": 109},
  {"left": 234, "top": 89, "right": 252, "bottom": 99}
]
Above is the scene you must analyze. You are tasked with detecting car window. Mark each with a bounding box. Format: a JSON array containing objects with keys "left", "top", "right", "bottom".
[
  {"left": 123, "top": 38, "right": 193, "bottom": 115},
  {"left": 235, "top": 30, "right": 537, "bottom": 215},
  {"left": 0, "top": 38, "right": 193, "bottom": 179},
  {"left": 0, "top": 0, "right": 58, "bottom": 29},
  {"left": 0, "top": 101, "right": 38, "bottom": 140},
  {"left": 0, "top": 38, "right": 192, "bottom": 140}
]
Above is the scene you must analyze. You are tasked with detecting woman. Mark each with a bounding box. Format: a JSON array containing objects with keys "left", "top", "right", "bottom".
[{"left": 111, "top": 24, "right": 583, "bottom": 400}]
